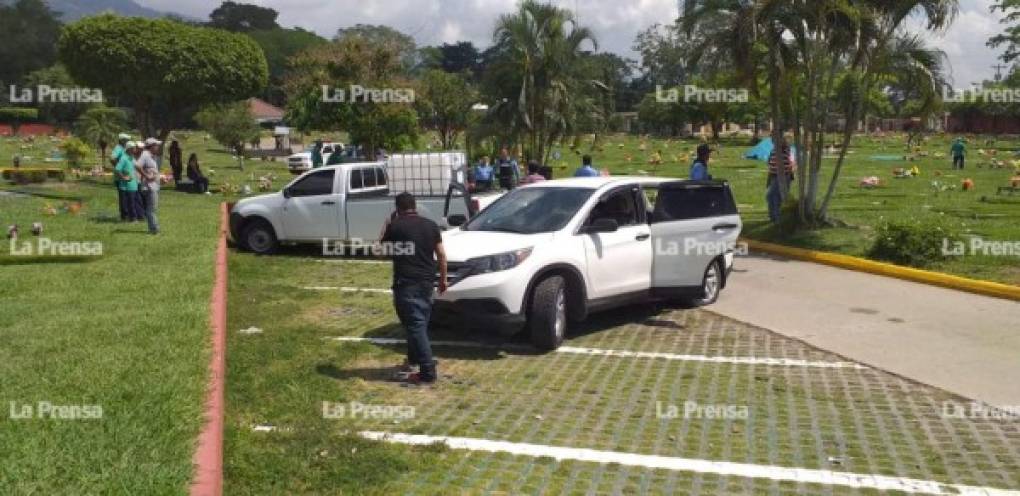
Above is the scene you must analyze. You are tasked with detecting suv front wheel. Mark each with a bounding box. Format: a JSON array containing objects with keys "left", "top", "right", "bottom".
[{"left": 529, "top": 276, "right": 567, "bottom": 350}]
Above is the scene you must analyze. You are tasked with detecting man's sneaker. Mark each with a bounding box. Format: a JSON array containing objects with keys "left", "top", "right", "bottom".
[
  {"left": 391, "top": 361, "right": 417, "bottom": 381},
  {"left": 403, "top": 372, "right": 437, "bottom": 386}
]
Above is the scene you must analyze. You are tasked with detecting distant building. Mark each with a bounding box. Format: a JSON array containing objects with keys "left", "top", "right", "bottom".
[{"left": 247, "top": 98, "right": 285, "bottom": 126}]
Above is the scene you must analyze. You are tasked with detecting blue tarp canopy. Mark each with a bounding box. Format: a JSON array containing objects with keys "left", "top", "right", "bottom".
[{"left": 745, "top": 137, "right": 797, "bottom": 162}]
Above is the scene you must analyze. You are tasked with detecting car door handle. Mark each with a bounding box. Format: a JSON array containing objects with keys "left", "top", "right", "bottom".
[
  {"left": 321, "top": 201, "right": 337, "bottom": 206},
  {"left": 636, "top": 233, "right": 651, "bottom": 241},
  {"left": 712, "top": 223, "right": 738, "bottom": 231}
]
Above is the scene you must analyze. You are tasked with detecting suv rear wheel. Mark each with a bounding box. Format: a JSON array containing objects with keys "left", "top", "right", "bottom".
[
  {"left": 529, "top": 276, "right": 567, "bottom": 350},
  {"left": 686, "top": 259, "right": 722, "bottom": 307}
]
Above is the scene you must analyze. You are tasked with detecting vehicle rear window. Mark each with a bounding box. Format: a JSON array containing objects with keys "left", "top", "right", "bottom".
[
  {"left": 289, "top": 170, "right": 335, "bottom": 197},
  {"left": 362, "top": 168, "right": 377, "bottom": 188},
  {"left": 349, "top": 169, "right": 363, "bottom": 190},
  {"left": 375, "top": 167, "right": 387, "bottom": 187},
  {"left": 653, "top": 185, "right": 737, "bottom": 221}
]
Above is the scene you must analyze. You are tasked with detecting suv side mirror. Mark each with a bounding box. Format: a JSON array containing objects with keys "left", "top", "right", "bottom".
[
  {"left": 447, "top": 214, "right": 467, "bottom": 227},
  {"left": 585, "top": 218, "right": 618, "bottom": 234},
  {"left": 282, "top": 187, "right": 292, "bottom": 199}
]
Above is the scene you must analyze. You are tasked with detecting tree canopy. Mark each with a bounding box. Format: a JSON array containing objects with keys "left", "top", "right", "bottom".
[
  {"left": 209, "top": 1, "right": 280, "bottom": 32},
  {"left": 59, "top": 15, "right": 269, "bottom": 142},
  {"left": 0, "top": 0, "right": 62, "bottom": 85}
]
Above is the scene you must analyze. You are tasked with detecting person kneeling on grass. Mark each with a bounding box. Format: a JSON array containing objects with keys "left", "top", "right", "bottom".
[{"left": 381, "top": 192, "right": 448, "bottom": 386}]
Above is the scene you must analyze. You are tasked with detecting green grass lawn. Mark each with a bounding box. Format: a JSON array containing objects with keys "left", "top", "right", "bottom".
[{"left": 0, "top": 180, "right": 221, "bottom": 492}]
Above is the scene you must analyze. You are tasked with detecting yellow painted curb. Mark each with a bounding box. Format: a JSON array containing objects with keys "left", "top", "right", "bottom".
[{"left": 741, "top": 238, "right": 1020, "bottom": 303}]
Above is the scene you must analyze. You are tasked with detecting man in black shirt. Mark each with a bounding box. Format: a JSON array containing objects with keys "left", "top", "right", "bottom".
[{"left": 381, "top": 193, "right": 448, "bottom": 384}]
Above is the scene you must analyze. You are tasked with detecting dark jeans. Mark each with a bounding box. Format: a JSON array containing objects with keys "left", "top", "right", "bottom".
[
  {"left": 953, "top": 156, "right": 965, "bottom": 170},
  {"left": 392, "top": 278, "right": 436, "bottom": 382},
  {"left": 118, "top": 189, "right": 143, "bottom": 221},
  {"left": 193, "top": 177, "right": 210, "bottom": 193},
  {"left": 117, "top": 189, "right": 129, "bottom": 220}
]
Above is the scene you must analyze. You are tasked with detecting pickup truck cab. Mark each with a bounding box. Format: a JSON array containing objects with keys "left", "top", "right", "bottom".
[
  {"left": 287, "top": 142, "right": 344, "bottom": 174},
  {"left": 231, "top": 153, "right": 501, "bottom": 254},
  {"left": 436, "top": 177, "right": 742, "bottom": 350}
]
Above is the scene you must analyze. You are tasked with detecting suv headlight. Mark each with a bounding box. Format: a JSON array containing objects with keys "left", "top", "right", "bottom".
[{"left": 467, "top": 247, "right": 533, "bottom": 274}]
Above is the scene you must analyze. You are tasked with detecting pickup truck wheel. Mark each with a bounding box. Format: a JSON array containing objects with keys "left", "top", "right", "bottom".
[
  {"left": 242, "top": 220, "right": 278, "bottom": 255},
  {"left": 529, "top": 276, "right": 567, "bottom": 350},
  {"left": 688, "top": 259, "right": 722, "bottom": 307}
]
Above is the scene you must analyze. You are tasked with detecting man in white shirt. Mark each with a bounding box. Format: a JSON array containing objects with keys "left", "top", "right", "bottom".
[{"left": 139, "top": 138, "right": 162, "bottom": 234}]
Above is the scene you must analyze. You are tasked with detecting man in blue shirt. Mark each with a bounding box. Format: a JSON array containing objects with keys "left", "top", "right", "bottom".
[
  {"left": 473, "top": 156, "right": 494, "bottom": 191},
  {"left": 574, "top": 155, "right": 600, "bottom": 177},
  {"left": 690, "top": 144, "right": 712, "bottom": 181}
]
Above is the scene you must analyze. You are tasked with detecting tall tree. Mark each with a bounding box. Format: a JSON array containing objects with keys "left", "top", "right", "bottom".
[
  {"left": 684, "top": 0, "right": 957, "bottom": 226},
  {"left": 59, "top": 15, "right": 268, "bottom": 144},
  {"left": 417, "top": 70, "right": 476, "bottom": 149},
  {"left": 0, "top": 0, "right": 62, "bottom": 86},
  {"left": 247, "top": 27, "right": 328, "bottom": 105},
  {"left": 209, "top": 1, "right": 279, "bottom": 32},
  {"left": 285, "top": 33, "right": 419, "bottom": 159},
  {"left": 438, "top": 42, "right": 483, "bottom": 75},
  {"left": 487, "top": 0, "right": 598, "bottom": 163}
]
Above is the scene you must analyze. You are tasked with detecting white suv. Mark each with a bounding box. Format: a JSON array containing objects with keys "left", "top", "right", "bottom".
[{"left": 436, "top": 177, "right": 743, "bottom": 350}]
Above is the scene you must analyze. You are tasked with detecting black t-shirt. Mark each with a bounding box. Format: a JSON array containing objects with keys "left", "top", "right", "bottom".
[{"left": 382, "top": 213, "right": 442, "bottom": 282}]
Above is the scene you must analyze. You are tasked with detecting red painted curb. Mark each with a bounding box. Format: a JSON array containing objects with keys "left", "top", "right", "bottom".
[{"left": 190, "top": 203, "right": 229, "bottom": 496}]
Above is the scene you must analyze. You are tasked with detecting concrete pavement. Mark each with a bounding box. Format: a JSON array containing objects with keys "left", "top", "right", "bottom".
[{"left": 712, "top": 252, "right": 1020, "bottom": 407}]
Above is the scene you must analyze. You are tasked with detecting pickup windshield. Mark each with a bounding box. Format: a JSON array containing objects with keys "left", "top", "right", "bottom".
[{"left": 463, "top": 187, "right": 594, "bottom": 234}]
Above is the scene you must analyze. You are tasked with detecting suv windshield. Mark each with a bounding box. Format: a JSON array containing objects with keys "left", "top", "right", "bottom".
[{"left": 464, "top": 187, "right": 594, "bottom": 234}]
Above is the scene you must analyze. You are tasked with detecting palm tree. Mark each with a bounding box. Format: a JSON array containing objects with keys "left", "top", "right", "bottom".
[
  {"left": 76, "top": 106, "right": 127, "bottom": 171},
  {"left": 490, "top": 0, "right": 597, "bottom": 163},
  {"left": 684, "top": 0, "right": 958, "bottom": 225}
]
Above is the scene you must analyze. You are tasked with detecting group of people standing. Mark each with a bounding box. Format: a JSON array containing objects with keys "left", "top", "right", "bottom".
[
  {"left": 111, "top": 135, "right": 213, "bottom": 234},
  {"left": 687, "top": 140, "right": 794, "bottom": 224},
  {"left": 111, "top": 134, "right": 161, "bottom": 235},
  {"left": 471, "top": 147, "right": 613, "bottom": 192}
]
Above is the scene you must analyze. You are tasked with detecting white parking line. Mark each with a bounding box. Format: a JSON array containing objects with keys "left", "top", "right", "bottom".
[
  {"left": 360, "top": 431, "right": 1020, "bottom": 496},
  {"left": 329, "top": 336, "right": 867, "bottom": 369},
  {"left": 303, "top": 287, "right": 392, "bottom": 294}
]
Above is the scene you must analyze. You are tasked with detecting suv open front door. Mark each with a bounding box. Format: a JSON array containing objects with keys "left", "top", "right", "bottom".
[{"left": 648, "top": 181, "right": 742, "bottom": 293}]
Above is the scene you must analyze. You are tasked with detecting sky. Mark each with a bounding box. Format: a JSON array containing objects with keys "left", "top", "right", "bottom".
[{"left": 136, "top": 0, "right": 1008, "bottom": 88}]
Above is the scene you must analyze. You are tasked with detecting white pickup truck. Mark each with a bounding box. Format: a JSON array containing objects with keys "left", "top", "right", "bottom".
[
  {"left": 287, "top": 142, "right": 344, "bottom": 174},
  {"left": 435, "top": 177, "right": 742, "bottom": 350},
  {"left": 230, "top": 153, "right": 501, "bottom": 253}
]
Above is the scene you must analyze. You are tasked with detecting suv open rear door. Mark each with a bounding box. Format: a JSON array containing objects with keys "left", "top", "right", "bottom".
[{"left": 648, "top": 181, "right": 742, "bottom": 291}]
